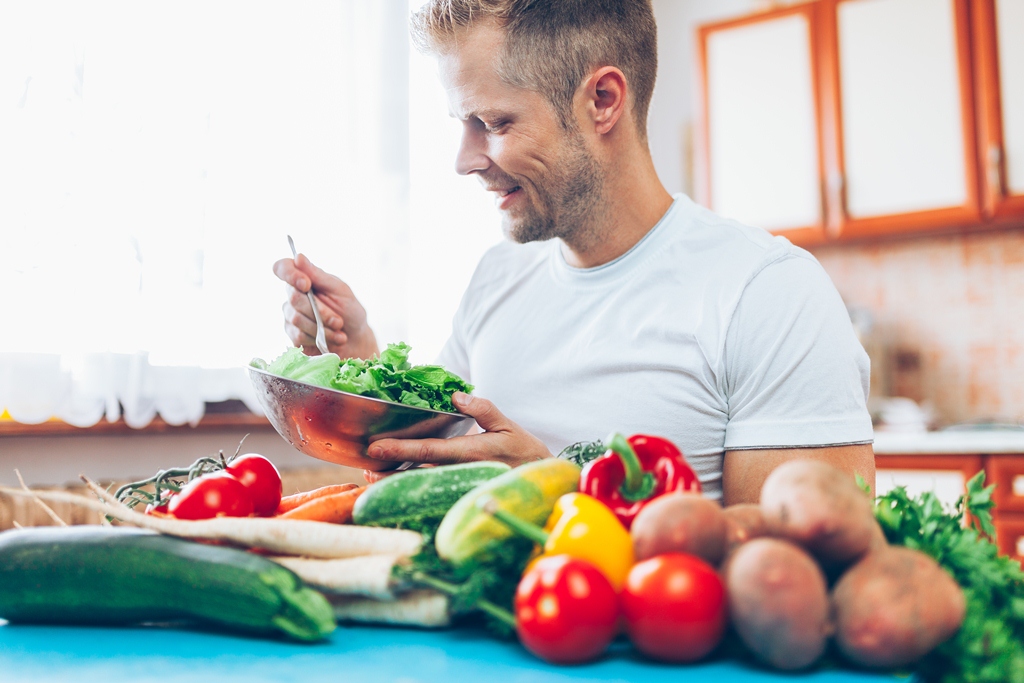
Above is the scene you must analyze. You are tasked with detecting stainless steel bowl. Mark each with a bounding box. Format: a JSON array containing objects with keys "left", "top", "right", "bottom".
[{"left": 248, "top": 366, "right": 474, "bottom": 471}]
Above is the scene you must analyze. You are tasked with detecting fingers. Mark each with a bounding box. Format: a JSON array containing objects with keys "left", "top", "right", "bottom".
[
  {"left": 366, "top": 436, "right": 484, "bottom": 466},
  {"left": 294, "top": 253, "right": 355, "bottom": 301},
  {"left": 273, "top": 258, "right": 311, "bottom": 293},
  {"left": 274, "top": 254, "right": 352, "bottom": 299},
  {"left": 452, "top": 392, "right": 509, "bottom": 432},
  {"left": 283, "top": 295, "right": 348, "bottom": 347},
  {"left": 363, "top": 470, "right": 393, "bottom": 484}
]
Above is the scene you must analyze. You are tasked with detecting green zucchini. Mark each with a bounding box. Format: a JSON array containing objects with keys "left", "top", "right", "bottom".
[
  {"left": 435, "top": 458, "right": 581, "bottom": 566},
  {"left": 353, "top": 461, "right": 511, "bottom": 531},
  {"left": 0, "top": 526, "right": 335, "bottom": 641}
]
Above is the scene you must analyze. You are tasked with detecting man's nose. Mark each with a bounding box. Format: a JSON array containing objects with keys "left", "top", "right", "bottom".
[{"left": 455, "top": 123, "right": 490, "bottom": 176}]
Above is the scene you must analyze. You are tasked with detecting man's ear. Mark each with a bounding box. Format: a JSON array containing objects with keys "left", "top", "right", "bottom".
[{"left": 583, "top": 66, "right": 628, "bottom": 136}]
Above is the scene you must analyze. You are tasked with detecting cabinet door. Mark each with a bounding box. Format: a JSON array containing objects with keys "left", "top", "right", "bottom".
[
  {"left": 993, "top": 513, "right": 1024, "bottom": 563},
  {"left": 696, "top": 3, "right": 827, "bottom": 245},
  {"left": 985, "top": 454, "right": 1024, "bottom": 513},
  {"left": 974, "top": 0, "right": 1024, "bottom": 220},
  {"left": 822, "top": 0, "right": 980, "bottom": 239},
  {"left": 875, "top": 454, "right": 983, "bottom": 509}
]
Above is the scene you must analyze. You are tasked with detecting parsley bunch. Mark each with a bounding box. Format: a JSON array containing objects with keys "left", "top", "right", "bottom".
[{"left": 875, "top": 472, "right": 1024, "bottom": 682}]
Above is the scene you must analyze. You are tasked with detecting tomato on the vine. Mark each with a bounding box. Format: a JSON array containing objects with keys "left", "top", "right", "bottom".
[
  {"left": 514, "top": 554, "right": 618, "bottom": 664},
  {"left": 144, "top": 490, "right": 174, "bottom": 515},
  {"left": 621, "top": 552, "right": 727, "bottom": 662},
  {"left": 225, "top": 453, "right": 282, "bottom": 516},
  {"left": 168, "top": 471, "right": 253, "bottom": 520}
]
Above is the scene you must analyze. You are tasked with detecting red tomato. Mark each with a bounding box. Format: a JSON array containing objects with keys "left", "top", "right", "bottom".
[
  {"left": 144, "top": 489, "right": 174, "bottom": 515},
  {"left": 168, "top": 472, "right": 253, "bottom": 520},
  {"left": 621, "top": 553, "right": 727, "bottom": 662},
  {"left": 514, "top": 555, "right": 619, "bottom": 665},
  {"left": 225, "top": 453, "right": 282, "bottom": 516}
]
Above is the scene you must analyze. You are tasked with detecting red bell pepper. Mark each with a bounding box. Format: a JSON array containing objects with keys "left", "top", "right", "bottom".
[{"left": 579, "top": 433, "right": 700, "bottom": 529}]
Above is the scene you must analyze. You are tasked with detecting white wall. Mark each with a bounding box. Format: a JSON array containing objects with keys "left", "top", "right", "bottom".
[{"left": 648, "top": 0, "right": 760, "bottom": 194}]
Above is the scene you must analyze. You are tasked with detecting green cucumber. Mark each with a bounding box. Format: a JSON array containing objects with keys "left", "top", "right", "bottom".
[
  {"left": 0, "top": 526, "right": 335, "bottom": 641},
  {"left": 353, "top": 461, "right": 511, "bottom": 531},
  {"left": 435, "top": 458, "right": 581, "bottom": 566}
]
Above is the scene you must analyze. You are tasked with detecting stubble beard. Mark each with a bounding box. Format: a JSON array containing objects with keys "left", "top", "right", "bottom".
[{"left": 502, "top": 130, "right": 604, "bottom": 250}]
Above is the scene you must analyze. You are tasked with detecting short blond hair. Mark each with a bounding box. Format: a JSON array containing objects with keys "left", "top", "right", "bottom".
[{"left": 410, "top": 0, "right": 657, "bottom": 139}]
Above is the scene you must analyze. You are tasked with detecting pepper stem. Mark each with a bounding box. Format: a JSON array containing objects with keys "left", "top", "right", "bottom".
[
  {"left": 606, "top": 432, "right": 655, "bottom": 500},
  {"left": 477, "top": 497, "right": 550, "bottom": 547},
  {"left": 410, "top": 571, "right": 517, "bottom": 629}
]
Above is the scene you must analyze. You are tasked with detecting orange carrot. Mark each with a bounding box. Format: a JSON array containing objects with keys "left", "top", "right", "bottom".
[
  {"left": 276, "top": 483, "right": 360, "bottom": 515},
  {"left": 278, "top": 486, "right": 367, "bottom": 524}
]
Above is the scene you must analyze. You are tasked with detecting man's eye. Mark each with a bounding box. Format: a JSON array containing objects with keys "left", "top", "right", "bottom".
[{"left": 484, "top": 120, "right": 508, "bottom": 134}]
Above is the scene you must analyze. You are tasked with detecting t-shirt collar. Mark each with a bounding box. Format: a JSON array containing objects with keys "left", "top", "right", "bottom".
[{"left": 549, "top": 193, "right": 685, "bottom": 285}]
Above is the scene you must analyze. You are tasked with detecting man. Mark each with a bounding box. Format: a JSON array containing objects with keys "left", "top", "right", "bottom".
[{"left": 274, "top": 0, "right": 875, "bottom": 504}]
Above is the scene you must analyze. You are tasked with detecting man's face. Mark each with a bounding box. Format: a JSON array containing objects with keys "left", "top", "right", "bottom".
[{"left": 438, "top": 22, "right": 603, "bottom": 245}]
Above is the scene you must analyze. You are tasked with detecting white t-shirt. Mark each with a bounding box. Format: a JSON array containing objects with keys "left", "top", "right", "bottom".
[{"left": 437, "top": 193, "right": 873, "bottom": 500}]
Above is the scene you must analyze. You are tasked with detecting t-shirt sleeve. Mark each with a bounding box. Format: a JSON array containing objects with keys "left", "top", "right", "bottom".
[{"left": 721, "top": 253, "right": 873, "bottom": 450}]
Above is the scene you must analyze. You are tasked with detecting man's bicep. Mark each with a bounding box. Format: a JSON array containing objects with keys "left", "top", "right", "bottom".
[{"left": 722, "top": 443, "right": 875, "bottom": 506}]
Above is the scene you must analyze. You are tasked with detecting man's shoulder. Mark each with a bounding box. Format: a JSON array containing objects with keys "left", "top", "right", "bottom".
[{"left": 666, "top": 194, "right": 815, "bottom": 286}]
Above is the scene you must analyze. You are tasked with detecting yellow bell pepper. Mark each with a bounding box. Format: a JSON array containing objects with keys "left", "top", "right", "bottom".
[{"left": 480, "top": 492, "right": 634, "bottom": 590}]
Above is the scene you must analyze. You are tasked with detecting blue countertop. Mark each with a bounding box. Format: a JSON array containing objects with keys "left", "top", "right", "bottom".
[{"left": 0, "top": 622, "right": 901, "bottom": 683}]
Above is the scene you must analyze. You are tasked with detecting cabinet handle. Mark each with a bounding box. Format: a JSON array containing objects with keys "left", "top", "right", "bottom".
[
  {"left": 988, "top": 144, "right": 1003, "bottom": 195},
  {"left": 829, "top": 172, "right": 846, "bottom": 218}
]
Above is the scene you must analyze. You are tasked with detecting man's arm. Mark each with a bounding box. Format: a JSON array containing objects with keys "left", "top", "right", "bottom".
[{"left": 722, "top": 443, "right": 875, "bottom": 506}]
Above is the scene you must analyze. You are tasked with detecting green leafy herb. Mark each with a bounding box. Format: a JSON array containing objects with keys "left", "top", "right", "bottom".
[
  {"left": 875, "top": 471, "right": 1024, "bottom": 683},
  {"left": 557, "top": 440, "right": 606, "bottom": 468},
  {"left": 253, "top": 342, "right": 473, "bottom": 413},
  {"left": 392, "top": 516, "right": 533, "bottom": 637}
]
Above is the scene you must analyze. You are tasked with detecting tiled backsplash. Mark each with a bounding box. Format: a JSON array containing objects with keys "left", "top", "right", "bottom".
[{"left": 812, "top": 226, "right": 1024, "bottom": 426}]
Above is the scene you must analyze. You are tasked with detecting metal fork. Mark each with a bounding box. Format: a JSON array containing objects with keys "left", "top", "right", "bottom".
[{"left": 287, "top": 235, "right": 330, "bottom": 355}]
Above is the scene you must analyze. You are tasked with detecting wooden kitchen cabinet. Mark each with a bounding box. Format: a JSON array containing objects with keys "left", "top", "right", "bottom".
[
  {"left": 973, "top": 0, "right": 1024, "bottom": 221},
  {"left": 876, "top": 452, "right": 1024, "bottom": 563},
  {"left": 695, "top": 2, "right": 828, "bottom": 245},
  {"left": 986, "top": 454, "right": 1024, "bottom": 561},
  {"left": 821, "top": 0, "right": 981, "bottom": 239},
  {"left": 994, "top": 514, "right": 1024, "bottom": 563},
  {"left": 695, "top": 0, "right": 1015, "bottom": 244}
]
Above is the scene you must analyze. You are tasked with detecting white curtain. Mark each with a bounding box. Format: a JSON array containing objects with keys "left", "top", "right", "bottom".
[{"left": 0, "top": 0, "right": 410, "bottom": 427}]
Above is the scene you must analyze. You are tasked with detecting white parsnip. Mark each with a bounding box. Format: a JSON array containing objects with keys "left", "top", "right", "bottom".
[
  {"left": 0, "top": 483, "right": 423, "bottom": 560},
  {"left": 329, "top": 590, "right": 451, "bottom": 627},
  {"left": 269, "top": 555, "right": 404, "bottom": 600}
]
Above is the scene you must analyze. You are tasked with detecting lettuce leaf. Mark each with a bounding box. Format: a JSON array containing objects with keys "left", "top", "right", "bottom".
[
  {"left": 264, "top": 347, "right": 342, "bottom": 386},
  {"left": 252, "top": 343, "right": 472, "bottom": 413}
]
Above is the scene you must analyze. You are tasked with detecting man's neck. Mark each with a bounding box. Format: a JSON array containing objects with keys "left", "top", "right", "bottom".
[{"left": 559, "top": 151, "right": 674, "bottom": 269}]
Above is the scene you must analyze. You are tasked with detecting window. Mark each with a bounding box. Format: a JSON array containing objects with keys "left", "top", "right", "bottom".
[{"left": 0, "top": 0, "right": 501, "bottom": 428}]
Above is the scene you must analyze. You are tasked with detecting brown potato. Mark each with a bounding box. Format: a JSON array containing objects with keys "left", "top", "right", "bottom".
[
  {"left": 631, "top": 493, "right": 727, "bottom": 565},
  {"left": 760, "top": 459, "right": 876, "bottom": 571},
  {"left": 725, "top": 538, "right": 832, "bottom": 670},
  {"left": 832, "top": 546, "right": 966, "bottom": 668},
  {"left": 867, "top": 519, "right": 888, "bottom": 551},
  {"left": 722, "top": 504, "right": 767, "bottom": 552}
]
